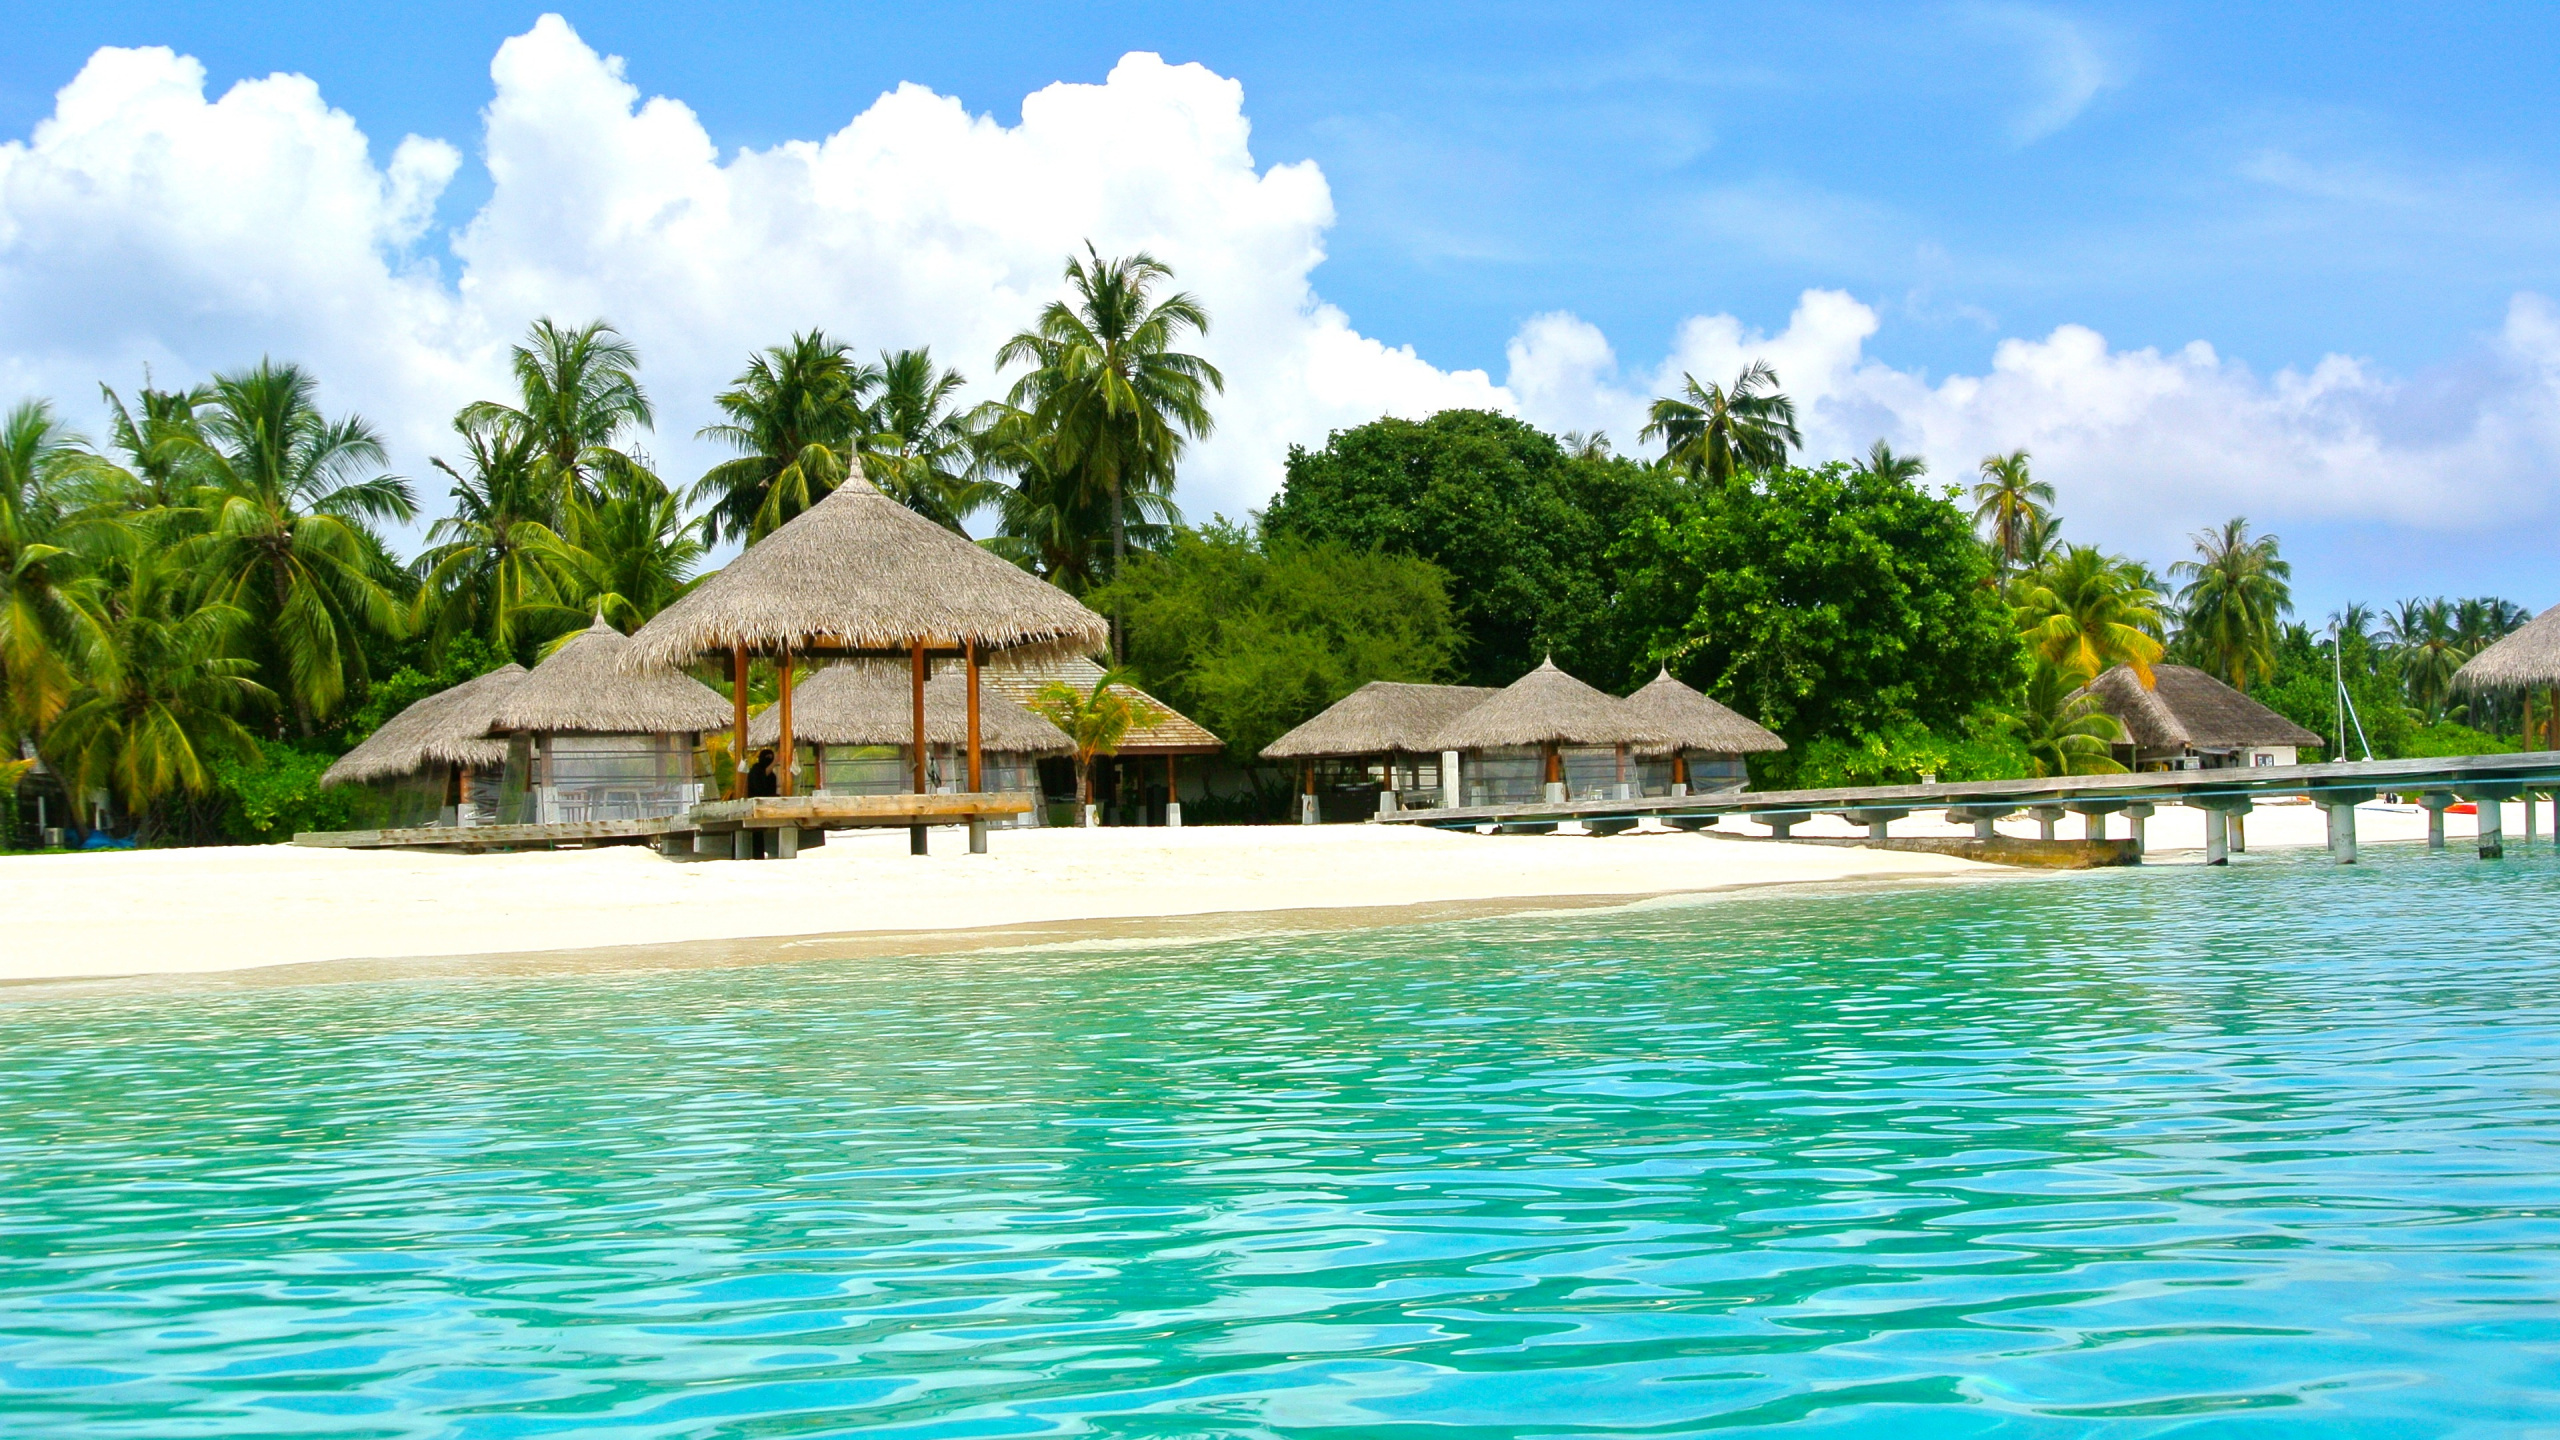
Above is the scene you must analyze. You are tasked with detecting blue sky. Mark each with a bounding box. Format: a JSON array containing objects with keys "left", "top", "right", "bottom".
[{"left": 3, "top": 3, "right": 2557, "bottom": 613}]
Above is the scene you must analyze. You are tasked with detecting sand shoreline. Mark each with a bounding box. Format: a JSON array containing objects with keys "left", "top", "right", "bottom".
[{"left": 0, "top": 799, "right": 2530, "bottom": 992}]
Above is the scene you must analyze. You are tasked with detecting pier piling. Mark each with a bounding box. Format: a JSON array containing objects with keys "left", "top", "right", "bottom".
[
  {"left": 2422, "top": 793, "right": 2451, "bottom": 849},
  {"left": 2204, "top": 808, "right": 2229, "bottom": 865},
  {"left": 2031, "top": 805, "right": 2065, "bottom": 841}
]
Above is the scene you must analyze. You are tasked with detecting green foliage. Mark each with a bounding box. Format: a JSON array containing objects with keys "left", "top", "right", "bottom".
[
  {"left": 210, "top": 739, "right": 363, "bottom": 843},
  {"left": 1090, "top": 521, "right": 1463, "bottom": 760},
  {"left": 1766, "top": 715, "right": 2030, "bottom": 790},
  {"left": 2253, "top": 624, "right": 2408, "bottom": 760},
  {"left": 1266, "top": 409, "right": 1679, "bottom": 686},
  {"left": 1616, "top": 461, "right": 2020, "bottom": 745},
  {"left": 337, "top": 634, "right": 513, "bottom": 750},
  {"left": 2402, "top": 720, "right": 2518, "bottom": 759}
]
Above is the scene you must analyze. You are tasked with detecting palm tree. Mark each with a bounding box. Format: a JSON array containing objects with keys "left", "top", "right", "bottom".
[
  {"left": 73, "top": 381, "right": 214, "bottom": 519},
  {"left": 2171, "top": 518, "right": 2292, "bottom": 692},
  {"left": 996, "top": 246, "right": 1222, "bottom": 592},
  {"left": 540, "top": 461, "right": 705, "bottom": 632},
  {"left": 976, "top": 405, "right": 1176, "bottom": 588},
  {"left": 1639, "top": 361, "right": 1800, "bottom": 483},
  {"left": 412, "top": 417, "right": 566, "bottom": 657},
  {"left": 2385, "top": 597, "right": 2466, "bottom": 721},
  {"left": 0, "top": 400, "right": 107, "bottom": 750},
  {"left": 1852, "top": 438, "right": 1927, "bottom": 484},
  {"left": 175, "top": 361, "right": 416, "bottom": 736},
  {"left": 2007, "top": 662, "right": 2128, "bottom": 777},
  {"left": 2330, "top": 601, "right": 2378, "bottom": 658},
  {"left": 2013, "top": 544, "right": 2166, "bottom": 686},
  {"left": 45, "top": 551, "right": 269, "bottom": 836},
  {"left": 863, "top": 347, "right": 1001, "bottom": 533},
  {"left": 1559, "top": 430, "right": 1613, "bottom": 461},
  {"left": 460, "top": 318, "right": 652, "bottom": 505},
  {"left": 1028, "top": 668, "right": 1160, "bottom": 824},
  {"left": 692, "top": 330, "right": 873, "bottom": 544},
  {"left": 1972, "top": 450, "right": 2052, "bottom": 573}
]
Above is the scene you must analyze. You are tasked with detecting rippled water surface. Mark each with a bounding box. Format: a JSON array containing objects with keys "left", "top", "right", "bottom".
[{"left": 6, "top": 843, "right": 2560, "bottom": 1437}]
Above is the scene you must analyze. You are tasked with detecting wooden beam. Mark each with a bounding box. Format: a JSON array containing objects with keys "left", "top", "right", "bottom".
[
  {"left": 966, "top": 639, "right": 983, "bottom": 792},
  {"left": 778, "top": 644, "right": 796, "bottom": 797},
  {"left": 910, "top": 643, "right": 929, "bottom": 793},
  {"left": 729, "top": 643, "right": 750, "bottom": 800}
]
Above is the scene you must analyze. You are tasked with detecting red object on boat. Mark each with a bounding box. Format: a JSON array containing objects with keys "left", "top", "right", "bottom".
[{"left": 2448, "top": 803, "right": 2478, "bottom": 815}]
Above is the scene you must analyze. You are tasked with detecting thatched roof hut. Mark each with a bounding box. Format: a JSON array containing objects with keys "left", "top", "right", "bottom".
[
  {"left": 1261, "top": 681, "right": 1497, "bottom": 760},
  {"left": 1624, "top": 669, "right": 1786, "bottom": 757},
  {"left": 322, "top": 664, "right": 528, "bottom": 787},
  {"left": 747, "top": 664, "right": 1070, "bottom": 754},
  {"left": 493, "top": 618, "right": 732, "bottom": 735},
  {"left": 621, "top": 476, "right": 1108, "bottom": 670},
  {"left": 980, "top": 655, "right": 1223, "bottom": 755},
  {"left": 2455, "top": 602, "right": 2560, "bottom": 694},
  {"left": 1425, "top": 658, "right": 1664, "bottom": 751},
  {"left": 2081, "top": 664, "right": 2320, "bottom": 760}
]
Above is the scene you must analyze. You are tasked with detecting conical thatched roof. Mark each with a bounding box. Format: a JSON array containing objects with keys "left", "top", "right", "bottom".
[
  {"left": 747, "top": 663, "right": 1071, "bottom": 755},
  {"left": 1261, "top": 681, "right": 1498, "bottom": 759},
  {"left": 493, "top": 618, "right": 733, "bottom": 735},
  {"left": 1424, "top": 658, "right": 1665, "bottom": 750},
  {"left": 622, "top": 476, "right": 1109, "bottom": 671},
  {"left": 2456, "top": 602, "right": 2560, "bottom": 693},
  {"left": 1625, "top": 669, "right": 1787, "bottom": 756},
  {"left": 322, "top": 664, "right": 527, "bottom": 787},
  {"left": 2080, "top": 664, "right": 2321, "bottom": 751}
]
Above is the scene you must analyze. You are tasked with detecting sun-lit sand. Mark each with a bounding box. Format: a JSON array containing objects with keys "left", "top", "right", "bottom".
[{"left": 3, "top": 799, "right": 2540, "bottom": 984}]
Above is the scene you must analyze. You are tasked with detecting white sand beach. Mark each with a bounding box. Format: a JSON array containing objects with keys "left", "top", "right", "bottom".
[{"left": 1, "top": 799, "right": 2538, "bottom": 985}]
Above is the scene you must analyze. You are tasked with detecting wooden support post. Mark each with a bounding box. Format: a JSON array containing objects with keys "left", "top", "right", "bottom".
[
  {"left": 1613, "top": 742, "right": 1630, "bottom": 800},
  {"left": 966, "top": 640, "right": 983, "bottom": 793},
  {"left": 1672, "top": 751, "right": 1689, "bottom": 797},
  {"left": 777, "top": 645, "right": 796, "bottom": 797},
  {"left": 729, "top": 643, "right": 750, "bottom": 800},
  {"left": 1165, "top": 753, "right": 1181, "bottom": 828},
  {"left": 1301, "top": 759, "right": 1317, "bottom": 825},
  {"left": 1543, "top": 742, "right": 1565, "bottom": 802},
  {"left": 910, "top": 641, "right": 928, "bottom": 855},
  {"left": 1377, "top": 750, "right": 1399, "bottom": 817}
]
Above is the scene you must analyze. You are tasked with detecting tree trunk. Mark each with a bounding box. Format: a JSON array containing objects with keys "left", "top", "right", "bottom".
[
  {"left": 267, "top": 555, "right": 314, "bottom": 739},
  {"left": 1110, "top": 473, "right": 1126, "bottom": 662},
  {"left": 1078, "top": 756, "right": 1095, "bottom": 825}
]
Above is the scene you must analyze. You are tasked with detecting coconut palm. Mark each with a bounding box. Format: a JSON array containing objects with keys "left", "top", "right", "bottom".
[
  {"left": 1972, "top": 450, "right": 2052, "bottom": 573},
  {"left": 44, "top": 551, "right": 269, "bottom": 832},
  {"left": 412, "top": 416, "right": 566, "bottom": 656},
  {"left": 73, "top": 381, "right": 214, "bottom": 519},
  {"left": 175, "top": 361, "right": 416, "bottom": 736},
  {"left": 2013, "top": 544, "right": 2166, "bottom": 686},
  {"left": 976, "top": 405, "right": 1176, "bottom": 589},
  {"left": 2007, "top": 661, "right": 2128, "bottom": 777},
  {"left": 1559, "top": 430, "right": 1614, "bottom": 461},
  {"left": 1640, "top": 361, "right": 1800, "bottom": 483},
  {"left": 693, "top": 330, "right": 874, "bottom": 544},
  {"left": 1852, "top": 438, "right": 1927, "bottom": 484},
  {"left": 2385, "top": 597, "right": 2466, "bottom": 720},
  {"left": 1028, "top": 668, "right": 1161, "bottom": 824},
  {"left": 0, "top": 399, "right": 108, "bottom": 749},
  {"left": 996, "top": 246, "right": 1221, "bottom": 590},
  {"left": 540, "top": 460, "right": 704, "bottom": 633},
  {"left": 2171, "top": 518, "right": 2292, "bottom": 692},
  {"left": 460, "top": 318, "right": 653, "bottom": 505},
  {"left": 862, "top": 347, "right": 1001, "bottom": 534},
  {"left": 2330, "top": 600, "right": 2378, "bottom": 658}
]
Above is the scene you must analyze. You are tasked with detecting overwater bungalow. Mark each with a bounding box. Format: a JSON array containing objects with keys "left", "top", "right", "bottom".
[
  {"left": 980, "top": 655, "right": 1222, "bottom": 825},
  {"left": 2080, "top": 663, "right": 2322, "bottom": 770},
  {"left": 319, "top": 664, "right": 528, "bottom": 828},
  {"left": 2454, "top": 600, "right": 2560, "bottom": 748},
  {"left": 747, "top": 663, "right": 1070, "bottom": 825},
  {"left": 1424, "top": 658, "right": 1666, "bottom": 806},
  {"left": 489, "top": 618, "right": 733, "bottom": 824},
  {"left": 1261, "top": 680, "right": 1498, "bottom": 818},
  {"left": 1623, "top": 669, "right": 1786, "bottom": 794}
]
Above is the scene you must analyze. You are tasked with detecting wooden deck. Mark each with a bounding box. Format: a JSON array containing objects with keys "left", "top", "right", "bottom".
[{"left": 294, "top": 791, "right": 1035, "bottom": 853}]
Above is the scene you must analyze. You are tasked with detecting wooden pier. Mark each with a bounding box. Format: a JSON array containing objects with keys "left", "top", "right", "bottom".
[
  {"left": 1376, "top": 750, "right": 2560, "bottom": 864},
  {"left": 294, "top": 792, "right": 1033, "bottom": 859}
]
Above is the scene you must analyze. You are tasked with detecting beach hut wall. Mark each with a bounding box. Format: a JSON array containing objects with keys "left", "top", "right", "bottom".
[
  {"left": 491, "top": 618, "right": 733, "bottom": 735},
  {"left": 2455, "top": 602, "right": 2560, "bottom": 694},
  {"left": 1260, "top": 681, "right": 1499, "bottom": 760},
  {"left": 1623, "top": 670, "right": 1787, "bottom": 757},
  {"left": 2079, "top": 664, "right": 2322, "bottom": 755},
  {"left": 620, "top": 476, "right": 1109, "bottom": 670},
  {"left": 747, "top": 664, "right": 1072, "bottom": 755},
  {"left": 1423, "top": 658, "right": 1666, "bottom": 751},
  {"left": 321, "top": 664, "right": 528, "bottom": 788}
]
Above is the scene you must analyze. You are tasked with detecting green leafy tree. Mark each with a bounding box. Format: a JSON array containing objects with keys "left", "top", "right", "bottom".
[
  {"left": 76, "top": 381, "right": 214, "bottom": 519},
  {"left": 175, "top": 360, "right": 417, "bottom": 736},
  {"left": 412, "top": 417, "right": 566, "bottom": 657},
  {"left": 45, "top": 552, "right": 270, "bottom": 837},
  {"left": 2007, "top": 662, "right": 2128, "bottom": 776},
  {"left": 1265, "top": 409, "right": 1680, "bottom": 685},
  {"left": 1640, "top": 361, "right": 1800, "bottom": 482},
  {"left": 0, "top": 399, "right": 107, "bottom": 750},
  {"left": 1028, "top": 669, "right": 1160, "bottom": 824},
  {"left": 978, "top": 405, "right": 1175, "bottom": 590},
  {"left": 2384, "top": 597, "right": 2466, "bottom": 721},
  {"left": 460, "top": 318, "right": 653, "bottom": 505},
  {"left": 861, "top": 347, "right": 1001, "bottom": 534},
  {"left": 2171, "top": 517, "right": 2292, "bottom": 692},
  {"left": 2012, "top": 544, "right": 2165, "bottom": 685},
  {"left": 1089, "top": 521, "right": 1462, "bottom": 759},
  {"left": 996, "top": 246, "right": 1222, "bottom": 597},
  {"left": 1852, "top": 439, "right": 1927, "bottom": 484},
  {"left": 540, "top": 461, "right": 704, "bottom": 632},
  {"left": 692, "top": 329, "right": 873, "bottom": 544},
  {"left": 1971, "top": 449, "right": 2052, "bottom": 574},
  {"left": 1614, "top": 460, "right": 2019, "bottom": 744}
]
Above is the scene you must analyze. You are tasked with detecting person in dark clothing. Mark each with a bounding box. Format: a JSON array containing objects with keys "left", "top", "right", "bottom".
[{"left": 746, "top": 748, "right": 780, "bottom": 798}]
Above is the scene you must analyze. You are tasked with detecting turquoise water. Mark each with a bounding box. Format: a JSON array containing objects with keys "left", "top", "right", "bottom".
[{"left": 4, "top": 845, "right": 2559, "bottom": 1437}]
